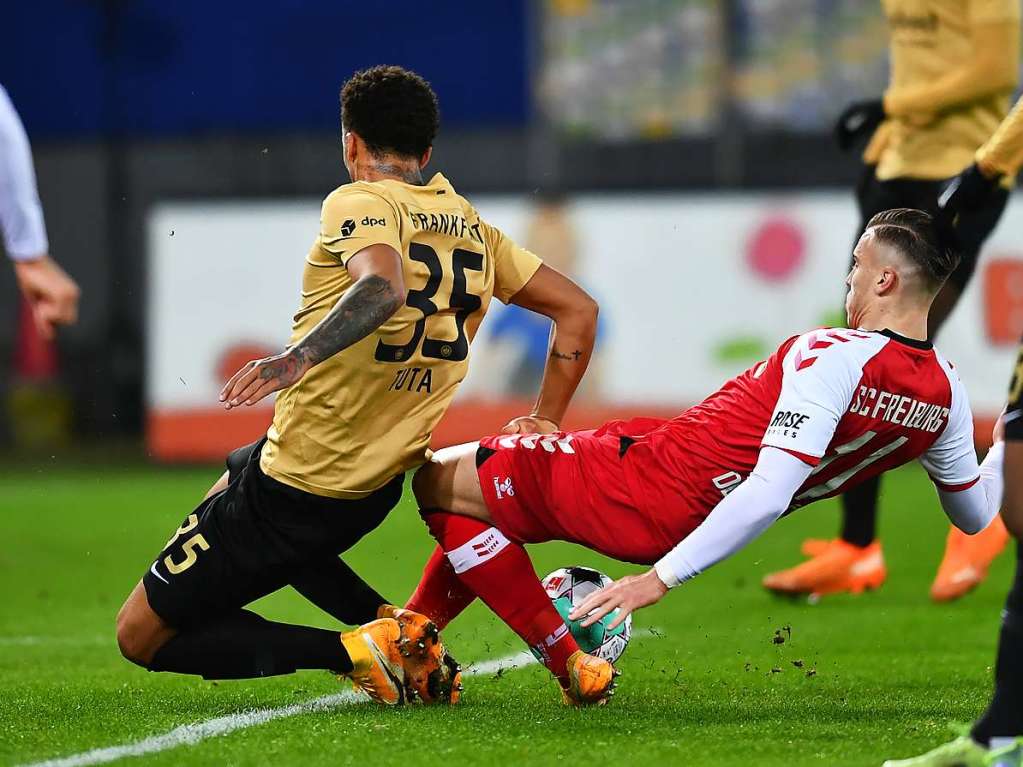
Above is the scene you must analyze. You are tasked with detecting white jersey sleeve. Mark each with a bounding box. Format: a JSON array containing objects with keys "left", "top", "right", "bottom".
[
  {"left": 0, "top": 85, "right": 49, "bottom": 261},
  {"left": 654, "top": 446, "right": 813, "bottom": 587},
  {"left": 761, "top": 330, "right": 884, "bottom": 465},
  {"left": 918, "top": 355, "right": 980, "bottom": 490}
]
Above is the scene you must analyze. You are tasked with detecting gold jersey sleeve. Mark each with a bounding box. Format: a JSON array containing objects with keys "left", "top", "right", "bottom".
[
  {"left": 318, "top": 188, "right": 403, "bottom": 266},
  {"left": 481, "top": 219, "right": 543, "bottom": 304},
  {"left": 876, "top": 0, "right": 1020, "bottom": 181},
  {"left": 260, "top": 173, "right": 542, "bottom": 499},
  {"left": 977, "top": 96, "right": 1023, "bottom": 177}
]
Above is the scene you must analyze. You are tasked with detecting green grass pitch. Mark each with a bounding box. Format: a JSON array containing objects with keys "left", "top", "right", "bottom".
[{"left": 0, "top": 462, "right": 1014, "bottom": 766}]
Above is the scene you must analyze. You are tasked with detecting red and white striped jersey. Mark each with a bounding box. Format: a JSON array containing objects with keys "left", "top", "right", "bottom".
[{"left": 614, "top": 328, "right": 978, "bottom": 537}]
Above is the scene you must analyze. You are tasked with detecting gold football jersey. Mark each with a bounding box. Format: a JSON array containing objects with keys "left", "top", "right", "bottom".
[
  {"left": 978, "top": 96, "right": 1023, "bottom": 177},
  {"left": 874, "top": 0, "right": 1019, "bottom": 181},
  {"left": 260, "top": 173, "right": 542, "bottom": 499}
]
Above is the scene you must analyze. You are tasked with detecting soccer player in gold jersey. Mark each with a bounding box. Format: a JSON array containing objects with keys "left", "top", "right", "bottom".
[
  {"left": 765, "top": 0, "right": 1020, "bottom": 603},
  {"left": 113, "top": 66, "right": 598, "bottom": 705},
  {"left": 881, "top": 97, "right": 1023, "bottom": 767}
]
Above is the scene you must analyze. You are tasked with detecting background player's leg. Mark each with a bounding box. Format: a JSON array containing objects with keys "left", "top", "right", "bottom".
[
  {"left": 840, "top": 475, "right": 881, "bottom": 547},
  {"left": 799, "top": 181, "right": 1009, "bottom": 599},
  {"left": 836, "top": 179, "right": 891, "bottom": 550},
  {"left": 836, "top": 177, "right": 934, "bottom": 552},
  {"left": 928, "top": 188, "right": 1007, "bottom": 338},
  {"left": 763, "top": 178, "right": 893, "bottom": 596},
  {"left": 971, "top": 542, "right": 1023, "bottom": 746},
  {"left": 291, "top": 556, "right": 389, "bottom": 626},
  {"left": 929, "top": 190, "right": 1012, "bottom": 600},
  {"left": 971, "top": 436, "right": 1023, "bottom": 746}
]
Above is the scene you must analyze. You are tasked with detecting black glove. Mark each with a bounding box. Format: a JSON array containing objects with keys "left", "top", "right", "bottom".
[
  {"left": 938, "top": 163, "right": 1001, "bottom": 217},
  {"left": 834, "top": 99, "right": 886, "bottom": 152}
]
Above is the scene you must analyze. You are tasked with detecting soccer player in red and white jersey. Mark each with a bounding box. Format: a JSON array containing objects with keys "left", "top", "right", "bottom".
[{"left": 405, "top": 208, "right": 1006, "bottom": 705}]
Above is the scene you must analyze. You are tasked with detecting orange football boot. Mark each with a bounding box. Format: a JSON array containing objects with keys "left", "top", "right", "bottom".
[
  {"left": 340, "top": 618, "right": 406, "bottom": 705},
  {"left": 762, "top": 539, "right": 887, "bottom": 598},
  {"left": 561, "top": 650, "right": 619, "bottom": 706},
  {"left": 800, "top": 538, "right": 832, "bottom": 557},
  {"left": 930, "top": 516, "right": 1009, "bottom": 602},
  {"left": 377, "top": 604, "right": 462, "bottom": 704}
]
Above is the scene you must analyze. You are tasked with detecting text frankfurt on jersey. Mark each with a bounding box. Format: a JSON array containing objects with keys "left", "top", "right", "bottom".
[
  {"left": 405, "top": 208, "right": 485, "bottom": 244},
  {"left": 848, "top": 386, "right": 949, "bottom": 432}
]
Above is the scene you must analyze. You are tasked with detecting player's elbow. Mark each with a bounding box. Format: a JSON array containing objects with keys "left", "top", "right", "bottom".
[
  {"left": 580, "top": 293, "right": 599, "bottom": 327},
  {"left": 364, "top": 278, "right": 404, "bottom": 326},
  {"left": 952, "top": 508, "right": 994, "bottom": 536},
  {"left": 374, "top": 274, "right": 405, "bottom": 317},
  {"left": 557, "top": 290, "right": 599, "bottom": 337},
  {"left": 384, "top": 284, "right": 405, "bottom": 318},
  {"left": 954, "top": 517, "right": 985, "bottom": 536}
]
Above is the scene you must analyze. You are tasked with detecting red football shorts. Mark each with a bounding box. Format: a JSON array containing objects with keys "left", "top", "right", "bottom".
[{"left": 476, "top": 428, "right": 689, "bottom": 565}]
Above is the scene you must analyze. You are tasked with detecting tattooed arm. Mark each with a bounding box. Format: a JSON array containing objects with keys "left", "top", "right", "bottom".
[
  {"left": 501, "top": 264, "right": 598, "bottom": 434},
  {"left": 220, "top": 243, "right": 405, "bottom": 409}
]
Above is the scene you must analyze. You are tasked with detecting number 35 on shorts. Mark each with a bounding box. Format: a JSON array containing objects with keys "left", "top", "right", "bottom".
[{"left": 161, "top": 514, "right": 210, "bottom": 575}]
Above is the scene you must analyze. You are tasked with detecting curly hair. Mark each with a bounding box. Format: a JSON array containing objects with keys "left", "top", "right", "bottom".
[
  {"left": 340, "top": 65, "right": 440, "bottom": 158},
  {"left": 865, "top": 208, "right": 960, "bottom": 292}
]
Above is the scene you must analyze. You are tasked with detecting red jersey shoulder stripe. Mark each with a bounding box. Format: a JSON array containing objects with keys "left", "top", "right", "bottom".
[
  {"left": 931, "top": 475, "right": 980, "bottom": 492},
  {"left": 765, "top": 445, "right": 823, "bottom": 467}
]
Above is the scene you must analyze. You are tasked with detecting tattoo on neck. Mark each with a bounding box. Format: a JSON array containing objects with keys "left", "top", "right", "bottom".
[
  {"left": 371, "top": 161, "right": 423, "bottom": 185},
  {"left": 551, "top": 349, "right": 582, "bottom": 362}
]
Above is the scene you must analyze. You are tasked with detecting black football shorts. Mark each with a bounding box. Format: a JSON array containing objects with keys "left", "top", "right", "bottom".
[{"left": 142, "top": 438, "right": 403, "bottom": 628}]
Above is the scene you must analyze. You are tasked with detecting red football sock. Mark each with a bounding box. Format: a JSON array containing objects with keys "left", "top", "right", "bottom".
[
  {"left": 406, "top": 545, "right": 476, "bottom": 629},
  {"left": 423, "top": 511, "right": 578, "bottom": 683}
]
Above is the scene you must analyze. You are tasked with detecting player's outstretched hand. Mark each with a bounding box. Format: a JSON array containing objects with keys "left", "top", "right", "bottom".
[
  {"left": 833, "top": 98, "right": 885, "bottom": 152},
  {"left": 220, "top": 350, "right": 312, "bottom": 409},
  {"left": 13, "top": 256, "right": 80, "bottom": 340},
  {"left": 569, "top": 570, "right": 668, "bottom": 631},
  {"left": 501, "top": 414, "right": 560, "bottom": 435}
]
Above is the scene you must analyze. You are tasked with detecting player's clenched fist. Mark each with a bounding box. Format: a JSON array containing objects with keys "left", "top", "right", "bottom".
[
  {"left": 13, "top": 256, "right": 80, "bottom": 340},
  {"left": 220, "top": 349, "right": 313, "bottom": 409},
  {"left": 569, "top": 570, "right": 668, "bottom": 631}
]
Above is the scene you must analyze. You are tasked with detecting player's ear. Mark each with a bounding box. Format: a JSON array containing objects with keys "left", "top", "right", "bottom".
[
  {"left": 343, "top": 131, "right": 361, "bottom": 167},
  {"left": 876, "top": 267, "right": 897, "bottom": 296},
  {"left": 419, "top": 146, "right": 432, "bottom": 169}
]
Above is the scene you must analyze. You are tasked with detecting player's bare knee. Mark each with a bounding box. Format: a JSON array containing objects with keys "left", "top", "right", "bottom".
[
  {"left": 412, "top": 461, "right": 445, "bottom": 511},
  {"left": 115, "top": 612, "right": 151, "bottom": 666},
  {"left": 414, "top": 443, "right": 482, "bottom": 517},
  {"left": 115, "top": 584, "right": 168, "bottom": 667}
]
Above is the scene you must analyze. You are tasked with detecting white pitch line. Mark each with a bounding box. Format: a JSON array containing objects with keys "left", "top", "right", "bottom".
[
  {"left": 18, "top": 628, "right": 659, "bottom": 767},
  {"left": 15, "top": 652, "right": 536, "bottom": 767},
  {"left": 0, "top": 636, "right": 107, "bottom": 647}
]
